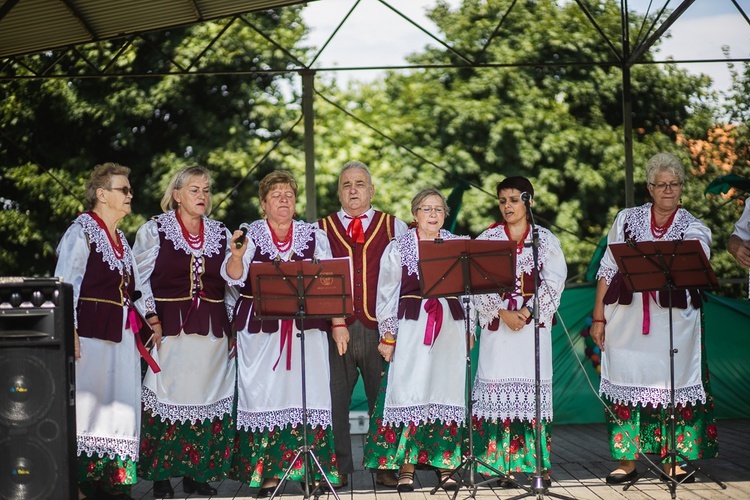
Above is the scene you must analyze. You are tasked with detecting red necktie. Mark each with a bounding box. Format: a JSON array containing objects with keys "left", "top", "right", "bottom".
[{"left": 345, "top": 214, "right": 367, "bottom": 244}]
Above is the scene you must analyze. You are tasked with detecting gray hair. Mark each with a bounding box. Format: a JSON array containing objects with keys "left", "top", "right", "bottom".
[
  {"left": 84, "top": 163, "right": 131, "bottom": 210},
  {"left": 160, "top": 165, "right": 212, "bottom": 214},
  {"left": 339, "top": 161, "right": 372, "bottom": 184},
  {"left": 410, "top": 187, "right": 450, "bottom": 218},
  {"left": 646, "top": 153, "right": 685, "bottom": 185}
]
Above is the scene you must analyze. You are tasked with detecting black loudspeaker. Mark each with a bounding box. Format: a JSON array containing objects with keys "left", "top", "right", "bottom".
[{"left": 0, "top": 278, "right": 77, "bottom": 500}]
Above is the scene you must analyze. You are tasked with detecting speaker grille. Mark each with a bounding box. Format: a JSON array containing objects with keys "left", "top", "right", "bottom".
[
  {"left": 0, "top": 354, "right": 55, "bottom": 427},
  {"left": 0, "top": 438, "right": 58, "bottom": 500}
]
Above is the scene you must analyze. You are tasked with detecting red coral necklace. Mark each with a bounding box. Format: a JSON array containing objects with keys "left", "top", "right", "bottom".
[
  {"left": 176, "top": 211, "right": 204, "bottom": 250},
  {"left": 268, "top": 221, "right": 293, "bottom": 252},
  {"left": 650, "top": 205, "right": 679, "bottom": 239}
]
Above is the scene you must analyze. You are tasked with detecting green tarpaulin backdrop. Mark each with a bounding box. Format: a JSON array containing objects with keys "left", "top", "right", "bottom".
[{"left": 351, "top": 285, "right": 750, "bottom": 423}]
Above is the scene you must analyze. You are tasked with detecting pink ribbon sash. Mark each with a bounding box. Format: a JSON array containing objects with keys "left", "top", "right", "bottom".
[
  {"left": 423, "top": 298, "right": 443, "bottom": 346},
  {"left": 273, "top": 319, "right": 294, "bottom": 371},
  {"left": 641, "top": 291, "right": 657, "bottom": 335},
  {"left": 126, "top": 307, "right": 161, "bottom": 373}
]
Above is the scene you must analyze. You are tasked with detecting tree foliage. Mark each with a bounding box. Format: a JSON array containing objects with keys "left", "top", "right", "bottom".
[{"left": 1, "top": 0, "right": 748, "bottom": 294}]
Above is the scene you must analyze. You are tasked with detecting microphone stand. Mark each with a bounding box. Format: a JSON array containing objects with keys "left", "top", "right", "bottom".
[{"left": 509, "top": 196, "right": 573, "bottom": 500}]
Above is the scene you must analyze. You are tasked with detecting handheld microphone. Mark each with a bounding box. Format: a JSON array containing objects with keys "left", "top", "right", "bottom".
[
  {"left": 235, "top": 227, "right": 248, "bottom": 249},
  {"left": 520, "top": 192, "right": 532, "bottom": 203}
]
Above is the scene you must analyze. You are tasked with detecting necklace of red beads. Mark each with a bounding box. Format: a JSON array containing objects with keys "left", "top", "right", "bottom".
[
  {"left": 89, "top": 211, "right": 124, "bottom": 259},
  {"left": 268, "top": 221, "right": 293, "bottom": 252},
  {"left": 176, "top": 211, "right": 204, "bottom": 250},
  {"left": 650, "top": 205, "right": 679, "bottom": 239}
]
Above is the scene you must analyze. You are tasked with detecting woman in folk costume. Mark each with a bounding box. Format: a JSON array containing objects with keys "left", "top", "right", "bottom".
[
  {"left": 133, "top": 165, "right": 237, "bottom": 498},
  {"left": 472, "top": 176, "right": 566, "bottom": 486},
  {"left": 590, "top": 153, "right": 718, "bottom": 484},
  {"left": 363, "top": 187, "right": 468, "bottom": 492},
  {"left": 222, "top": 170, "right": 345, "bottom": 496},
  {"left": 54, "top": 163, "right": 150, "bottom": 499}
]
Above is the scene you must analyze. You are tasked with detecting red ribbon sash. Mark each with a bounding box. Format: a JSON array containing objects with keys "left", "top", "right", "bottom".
[{"left": 423, "top": 298, "right": 443, "bottom": 346}]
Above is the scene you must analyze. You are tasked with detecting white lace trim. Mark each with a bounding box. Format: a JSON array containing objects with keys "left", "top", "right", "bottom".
[
  {"left": 156, "top": 211, "right": 224, "bottom": 258},
  {"left": 142, "top": 386, "right": 233, "bottom": 425},
  {"left": 471, "top": 378, "right": 553, "bottom": 422},
  {"left": 474, "top": 226, "right": 558, "bottom": 328},
  {"left": 397, "top": 229, "right": 467, "bottom": 276},
  {"left": 599, "top": 379, "right": 707, "bottom": 408},
  {"left": 247, "top": 219, "right": 316, "bottom": 261},
  {"left": 382, "top": 403, "right": 466, "bottom": 427},
  {"left": 77, "top": 213, "right": 133, "bottom": 276},
  {"left": 236, "top": 407, "right": 332, "bottom": 433},
  {"left": 378, "top": 316, "right": 399, "bottom": 339},
  {"left": 596, "top": 264, "right": 618, "bottom": 285},
  {"left": 77, "top": 434, "right": 139, "bottom": 462}
]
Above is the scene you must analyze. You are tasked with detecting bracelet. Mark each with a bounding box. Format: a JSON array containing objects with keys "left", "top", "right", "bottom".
[
  {"left": 331, "top": 323, "right": 347, "bottom": 329},
  {"left": 149, "top": 320, "right": 162, "bottom": 327},
  {"left": 591, "top": 319, "right": 606, "bottom": 324},
  {"left": 380, "top": 337, "right": 396, "bottom": 346},
  {"left": 145, "top": 312, "right": 158, "bottom": 319}
]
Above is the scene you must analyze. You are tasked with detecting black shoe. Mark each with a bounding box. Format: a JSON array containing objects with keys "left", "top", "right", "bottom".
[
  {"left": 183, "top": 476, "right": 218, "bottom": 496},
  {"left": 605, "top": 468, "right": 638, "bottom": 484},
  {"left": 396, "top": 470, "right": 415, "bottom": 493},
  {"left": 153, "top": 480, "right": 174, "bottom": 499},
  {"left": 96, "top": 487, "right": 134, "bottom": 500}
]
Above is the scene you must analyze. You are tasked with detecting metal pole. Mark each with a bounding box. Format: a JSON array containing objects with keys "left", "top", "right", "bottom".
[
  {"left": 301, "top": 69, "right": 316, "bottom": 221},
  {"left": 621, "top": 1, "right": 635, "bottom": 208}
]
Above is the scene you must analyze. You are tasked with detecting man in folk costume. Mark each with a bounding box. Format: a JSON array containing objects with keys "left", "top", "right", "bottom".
[{"left": 318, "top": 161, "right": 408, "bottom": 488}]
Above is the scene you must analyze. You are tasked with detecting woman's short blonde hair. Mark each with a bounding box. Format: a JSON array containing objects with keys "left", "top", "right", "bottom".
[
  {"left": 410, "top": 187, "right": 449, "bottom": 218},
  {"left": 84, "top": 162, "right": 131, "bottom": 210},
  {"left": 160, "top": 165, "right": 212, "bottom": 214},
  {"left": 259, "top": 170, "right": 298, "bottom": 202},
  {"left": 646, "top": 153, "right": 685, "bottom": 185}
]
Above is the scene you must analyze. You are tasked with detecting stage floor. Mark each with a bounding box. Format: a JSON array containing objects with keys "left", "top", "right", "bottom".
[{"left": 131, "top": 420, "right": 750, "bottom": 499}]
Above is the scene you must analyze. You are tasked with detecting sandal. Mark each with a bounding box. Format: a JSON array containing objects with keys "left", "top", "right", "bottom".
[
  {"left": 439, "top": 469, "right": 458, "bottom": 491},
  {"left": 397, "top": 469, "right": 415, "bottom": 493},
  {"left": 498, "top": 474, "right": 516, "bottom": 488}
]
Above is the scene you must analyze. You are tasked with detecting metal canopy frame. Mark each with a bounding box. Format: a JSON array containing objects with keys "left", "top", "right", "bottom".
[{"left": 2, "top": 0, "right": 749, "bottom": 218}]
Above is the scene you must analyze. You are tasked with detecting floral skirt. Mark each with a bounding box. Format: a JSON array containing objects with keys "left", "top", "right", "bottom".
[
  {"left": 471, "top": 416, "right": 551, "bottom": 475},
  {"left": 230, "top": 424, "right": 339, "bottom": 487},
  {"left": 137, "top": 408, "right": 234, "bottom": 482},
  {"left": 363, "top": 364, "right": 463, "bottom": 470},
  {"left": 604, "top": 314, "right": 719, "bottom": 461},
  {"left": 605, "top": 399, "right": 718, "bottom": 460},
  {"left": 78, "top": 454, "right": 137, "bottom": 496}
]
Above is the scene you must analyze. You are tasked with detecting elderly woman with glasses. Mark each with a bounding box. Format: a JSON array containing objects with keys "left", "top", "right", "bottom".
[
  {"left": 590, "top": 152, "right": 718, "bottom": 484},
  {"left": 363, "top": 187, "right": 468, "bottom": 493},
  {"left": 54, "top": 163, "right": 147, "bottom": 500}
]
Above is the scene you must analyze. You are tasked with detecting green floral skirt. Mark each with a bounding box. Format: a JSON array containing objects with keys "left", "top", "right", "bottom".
[
  {"left": 472, "top": 416, "right": 551, "bottom": 475},
  {"left": 363, "top": 364, "right": 463, "bottom": 470},
  {"left": 230, "top": 424, "right": 340, "bottom": 487},
  {"left": 137, "top": 408, "right": 235, "bottom": 482},
  {"left": 605, "top": 316, "right": 719, "bottom": 461},
  {"left": 78, "top": 454, "right": 136, "bottom": 497}
]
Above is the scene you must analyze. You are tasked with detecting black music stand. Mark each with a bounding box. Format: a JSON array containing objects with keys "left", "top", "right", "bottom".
[
  {"left": 609, "top": 240, "right": 726, "bottom": 499},
  {"left": 251, "top": 258, "right": 353, "bottom": 500},
  {"left": 417, "top": 238, "right": 525, "bottom": 499}
]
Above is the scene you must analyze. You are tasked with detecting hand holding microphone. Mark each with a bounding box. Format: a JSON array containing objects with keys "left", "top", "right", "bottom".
[{"left": 234, "top": 227, "right": 248, "bottom": 249}]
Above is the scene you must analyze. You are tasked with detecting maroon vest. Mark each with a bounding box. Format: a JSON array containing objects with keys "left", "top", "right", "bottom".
[
  {"left": 397, "top": 265, "right": 464, "bottom": 322},
  {"left": 318, "top": 211, "right": 395, "bottom": 329},
  {"left": 76, "top": 227, "right": 136, "bottom": 343},
  {"left": 232, "top": 233, "right": 327, "bottom": 332},
  {"left": 150, "top": 218, "right": 231, "bottom": 338}
]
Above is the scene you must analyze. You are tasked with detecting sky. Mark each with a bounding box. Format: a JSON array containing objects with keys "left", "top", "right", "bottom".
[{"left": 299, "top": 0, "right": 750, "bottom": 95}]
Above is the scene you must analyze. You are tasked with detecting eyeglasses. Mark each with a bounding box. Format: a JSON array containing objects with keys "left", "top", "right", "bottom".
[
  {"left": 107, "top": 186, "right": 134, "bottom": 196},
  {"left": 649, "top": 182, "right": 683, "bottom": 192},
  {"left": 417, "top": 206, "right": 445, "bottom": 214}
]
